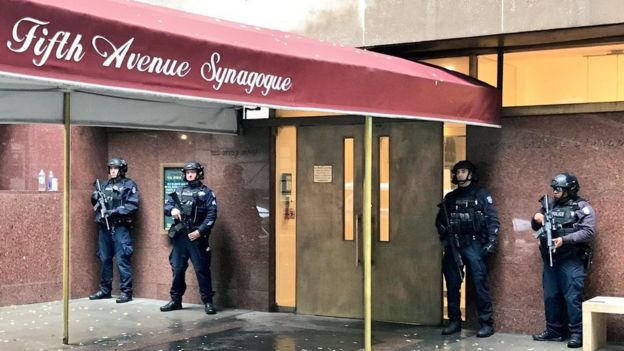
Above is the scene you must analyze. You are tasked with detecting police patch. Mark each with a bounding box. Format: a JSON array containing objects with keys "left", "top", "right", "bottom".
[
  {"left": 132, "top": 187, "right": 136, "bottom": 194},
  {"left": 582, "top": 207, "right": 590, "bottom": 215},
  {"left": 486, "top": 196, "right": 493, "bottom": 204},
  {"left": 198, "top": 191, "right": 206, "bottom": 196}
]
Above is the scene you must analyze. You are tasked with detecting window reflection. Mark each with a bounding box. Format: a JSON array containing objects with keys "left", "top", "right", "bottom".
[
  {"left": 344, "top": 138, "right": 354, "bottom": 241},
  {"left": 379, "top": 136, "right": 390, "bottom": 242},
  {"left": 421, "top": 57, "right": 470, "bottom": 75}
]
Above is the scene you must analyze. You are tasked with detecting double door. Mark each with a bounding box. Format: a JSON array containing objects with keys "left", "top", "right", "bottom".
[{"left": 296, "top": 120, "right": 442, "bottom": 324}]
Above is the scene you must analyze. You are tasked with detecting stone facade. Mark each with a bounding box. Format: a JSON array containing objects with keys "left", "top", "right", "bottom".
[
  {"left": 468, "top": 112, "right": 624, "bottom": 340},
  {"left": 0, "top": 125, "right": 272, "bottom": 311}
]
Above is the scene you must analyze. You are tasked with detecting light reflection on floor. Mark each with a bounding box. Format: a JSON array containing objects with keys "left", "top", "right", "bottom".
[{"left": 1, "top": 299, "right": 622, "bottom": 351}]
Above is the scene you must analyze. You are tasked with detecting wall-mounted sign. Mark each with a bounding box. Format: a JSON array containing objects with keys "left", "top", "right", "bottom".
[
  {"left": 313, "top": 165, "right": 332, "bottom": 183},
  {"left": 161, "top": 164, "right": 186, "bottom": 232}
]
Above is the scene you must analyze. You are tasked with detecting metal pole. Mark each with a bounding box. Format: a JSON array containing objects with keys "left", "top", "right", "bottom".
[
  {"left": 363, "top": 116, "right": 372, "bottom": 351},
  {"left": 62, "top": 92, "right": 71, "bottom": 344}
]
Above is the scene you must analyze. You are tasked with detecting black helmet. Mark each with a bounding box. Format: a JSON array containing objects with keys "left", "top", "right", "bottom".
[
  {"left": 550, "top": 172, "right": 579, "bottom": 196},
  {"left": 181, "top": 161, "right": 204, "bottom": 180},
  {"left": 451, "top": 160, "right": 477, "bottom": 184},
  {"left": 107, "top": 157, "right": 128, "bottom": 176}
]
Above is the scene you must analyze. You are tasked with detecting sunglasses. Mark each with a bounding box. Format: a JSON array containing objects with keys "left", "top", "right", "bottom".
[{"left": 552, "top": 187, "right": 565, "bottom": 193}]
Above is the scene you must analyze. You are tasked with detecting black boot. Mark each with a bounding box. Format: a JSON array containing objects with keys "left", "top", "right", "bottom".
[
  {"left": 567, "top": 334, "right": 582, "bottom": 348},
  {"left": 532, "top": 330, "right": 564, "bottom": 342},
  {"left": 441, "top": 320, "right": 461, "bottom": 335},
  {"left": 116, "top": 293, "right": 132, "bottom": 303},
  {"left": 160, "top": 300, "right": 182, "bottom": 312},
  {"left": 204, "top": 302, "right": 217, "bottom": 315},
  {"left": 476, "top": 324, "right": 494, "bottom": 338},
  {"left": 89, "top": 291, "right": 112, "bottom": 300}
]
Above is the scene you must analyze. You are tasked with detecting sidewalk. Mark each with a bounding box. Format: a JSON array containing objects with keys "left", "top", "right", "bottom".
[{"left": 1, "top": 298, "right": 622, "bottom": 350}]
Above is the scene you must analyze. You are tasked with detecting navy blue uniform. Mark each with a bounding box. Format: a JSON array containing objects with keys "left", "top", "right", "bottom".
[
  {"left": 164, "top": 182, "right": 217, "bottom": 304},
  {"left": 436, "top": 183, "right": 500, "bottom": 327},
  {"left": 91, "top": 177, "right": 139, "bottom": 296},
  {"left": 531, "top": 197, "right": 595, "bottom": 337}
]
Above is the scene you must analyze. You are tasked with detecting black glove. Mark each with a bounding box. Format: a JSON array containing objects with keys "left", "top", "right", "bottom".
[
  {"left": 105, "top": 209, "right": 118, "bottom": 217},
  {"left": 482, "top": 241, "right": 497, "bottom": 257},
  {"left": 91, "top": 191, "right": 99, "bottom": 205}
]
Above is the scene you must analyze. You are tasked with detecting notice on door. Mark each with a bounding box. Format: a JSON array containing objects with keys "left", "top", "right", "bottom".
[{"left": 313, "top": 165, "right": 332, "bottom": 183}]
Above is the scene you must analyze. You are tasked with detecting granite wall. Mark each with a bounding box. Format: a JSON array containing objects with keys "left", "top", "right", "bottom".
[
  {"left": 0, "top": 125, "right": 106, "bottom": 304},
  {"left": 468, "top": 112, "right": 624, "bottom": 341},
  {"left": 8, "top": 115, "right": 621, "bottom": 340},
  {"left": 106, "top": 128, "right": 271, "bottom": 310},
  {"left": 0, "top": 125, "right": 272, "bottom": 311}
]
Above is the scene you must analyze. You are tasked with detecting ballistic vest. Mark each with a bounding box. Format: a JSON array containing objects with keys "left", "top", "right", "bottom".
[
  {"left": 551, "top": 201, "right": 580, "bottom": 237},
  {"left": 103, "top": 179, "right": 126, "bottom": 208},
  {"left": 176, "top": 184, "right": 209, "bottom": 227},
  {"left": 540, "top": 198, "right": 587, "bottom": 262},
  {"left": 448, "top": 191, "right": 487, "bottom": 236}
]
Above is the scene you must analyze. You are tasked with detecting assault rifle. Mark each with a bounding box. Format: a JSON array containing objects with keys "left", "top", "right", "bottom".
[
  {"left": 438, "top": 200, "right": 465, "bottom": 281},
  {"left": 93, "top": 179, "right": 110, "bottom": 230},
  {"left": 536, "top": 194, "right": 557, "bottom": 267},
  {"left": 167, "top": 191, "right": 189, "bottom": 239}
]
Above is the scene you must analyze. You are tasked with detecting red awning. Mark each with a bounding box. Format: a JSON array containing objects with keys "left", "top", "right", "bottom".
[{"left": 0, "top": 0, "right": 500, "bottom": 127}]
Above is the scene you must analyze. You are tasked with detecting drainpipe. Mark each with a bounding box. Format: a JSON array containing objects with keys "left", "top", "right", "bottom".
[{"left": 62, "top": 92, "right": 71, "bottom": 344}]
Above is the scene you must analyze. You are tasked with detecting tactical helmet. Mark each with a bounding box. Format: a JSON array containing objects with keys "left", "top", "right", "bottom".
[
  {"left": 451, "top": 160, "right": 478, "bottom": 184},
  {"left": 550, "top": 172, "right": 579, "bottom": 196},
  {"left": 181, "top": 161, "right": 204, "bottom": 180},
  {"left": 107, "top": 157, "right": 128, "bottom": 176}
]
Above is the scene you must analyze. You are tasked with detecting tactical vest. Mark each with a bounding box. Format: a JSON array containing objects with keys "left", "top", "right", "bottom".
[
  {"left": 103, "top": 180, "right": 126, "bottom": 209},
  {"left": 448, "top": 193, "right": 487, "bottom": 237},
  {"left": 551, "top": 201, "right": 580, "bottom": 237},
  {"left": 540, "top": 199, "right": 588, "bottom": 262},
  {"left": 176, "top": 185, "right": 209, "bottom": 227}
]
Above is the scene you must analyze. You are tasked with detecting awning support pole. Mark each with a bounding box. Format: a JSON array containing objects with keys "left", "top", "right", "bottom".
[
  {"left": 363, "top": 115, "right": 372, "bottom": 351},
  {"left": 62, "top": 92, "right": 71, "bottom": 345}
]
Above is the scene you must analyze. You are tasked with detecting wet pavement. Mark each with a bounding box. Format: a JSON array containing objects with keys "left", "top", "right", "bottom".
[{"left": 1, "top": 298, "right": 623, "bottom": 350}]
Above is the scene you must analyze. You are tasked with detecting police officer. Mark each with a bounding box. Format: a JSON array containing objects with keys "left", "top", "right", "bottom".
[
  {"left": 161, "top": 161, "right": 218, "bottom": 314},
  {"left": 531, "top": 173, "right": 595, "bottom": 348},
  {"left": 436, "top": 160, "right": 499, "bottom": 337},
  {"left": 89, "top": 157, "right": 139, "bottom": 303}
]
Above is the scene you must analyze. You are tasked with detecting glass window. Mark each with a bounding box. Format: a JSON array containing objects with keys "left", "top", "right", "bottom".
[
  {"left": 442, "top": 122, "right": 466, "bottom": 319},
  {"left": 443, "top": 123, "right": 466, "bottom": 196},
  {"left": 477, "top": 54, "right": 498, "bottom": 88},
  {"left": 275, "top": 126, "right": 297, "bottom": 308},
  {"left": 344, "top": 137, "right": 355, "bottom": 241},
  {"left": 378, "top": 136, "right": 390, "bottom": 242},
  {"left": 499, "top": 43, "right": 624, "bottom": 106}
]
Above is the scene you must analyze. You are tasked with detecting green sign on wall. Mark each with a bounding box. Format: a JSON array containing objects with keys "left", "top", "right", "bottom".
[{"left": 162, "top": 165, "right": 186, "bottom": 231}]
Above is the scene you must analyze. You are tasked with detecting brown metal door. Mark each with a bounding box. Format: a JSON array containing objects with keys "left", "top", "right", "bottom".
[
  {"left": 371, "top": 121, "right": 443, "bottom": 324},
  {"left": 296, "top": 120, "right": 442, "bottom": 324},
  {"left": 296, "top": 124, "right": 363, "bottom": 318}
]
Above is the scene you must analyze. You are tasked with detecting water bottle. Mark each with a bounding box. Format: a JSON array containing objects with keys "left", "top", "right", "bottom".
[
  {"left": 38, "top": 169, "right": 46, "bottom": 191},
  {"left": 47, "top": 171, "right": 56, "bottom": 191},
  {"left": 51, "top": 176, "right": 59, "bottom": 191}
]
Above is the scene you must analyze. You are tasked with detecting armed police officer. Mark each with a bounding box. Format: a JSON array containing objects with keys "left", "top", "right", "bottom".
[
  {"left": 436, "top": 160, "right": 500, "bottom": 338},
  {"left": 531, "top": 173, "right": 595, "bottom": 349},
  {"left": 161, "top": 161, "right": 218, "bottom": 315},
  {"left": 89, "top": 157, "right": 139, "bottom": 303}
]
